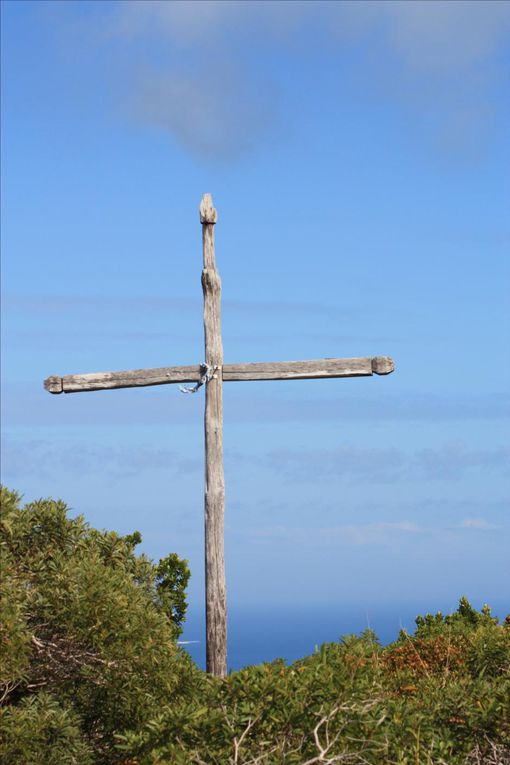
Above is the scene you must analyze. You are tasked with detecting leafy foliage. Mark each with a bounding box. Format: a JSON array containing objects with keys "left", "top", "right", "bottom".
[
  {"left": 0, "top": 693, "right": 94, "bottom": 765},
  {"left": 0, "top": 487, "right": 196, "bottom": 764},
  {"left": 2, "top": 486, "right": 509, "bottom": 765},
  {"left": 119, "top": 606, "right": 510, "bottom": 765}
]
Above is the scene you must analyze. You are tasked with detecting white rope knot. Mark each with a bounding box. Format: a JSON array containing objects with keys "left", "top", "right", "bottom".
[{"left": 179, "top": 364, "right": 218, "bottom": 394}]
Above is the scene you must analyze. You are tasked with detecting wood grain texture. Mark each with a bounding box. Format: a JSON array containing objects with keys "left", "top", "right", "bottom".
[
  {"left": 44, "top": 376, "right": 63, "bottom": 393},
  {"left": 43, "top": 357, "right": 395, "bottom": 394},
  {"left": 223, "top": 357, "right": 381, "bottom": 380},
  {"left": 42, "top": 193, "right": 396, "bottom": 683},
  {"left": 201, "top": 193, "right": 227, "bottom": 678},
  {"left": 44, "top": 366, "right": 203, "bottom": 393},
  {"left": 200, "top": 192, "right": 218, "bottom": 224},
  {"left": 371, "top": 356, "right": 395, "bottom": 375}
]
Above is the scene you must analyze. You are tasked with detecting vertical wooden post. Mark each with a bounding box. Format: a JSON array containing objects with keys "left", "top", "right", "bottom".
[{"left": 200, "top": 193, "right": 227, "bottom": 677}]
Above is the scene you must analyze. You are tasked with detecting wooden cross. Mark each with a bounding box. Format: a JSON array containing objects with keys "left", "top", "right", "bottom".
[{"left": 44, "top": 194, "right": 395, "bottom": 677}]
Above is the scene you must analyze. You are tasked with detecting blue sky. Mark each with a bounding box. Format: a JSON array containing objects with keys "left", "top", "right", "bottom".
[{"left": 2, "top": 1, "right": 509, "bottom": 622}]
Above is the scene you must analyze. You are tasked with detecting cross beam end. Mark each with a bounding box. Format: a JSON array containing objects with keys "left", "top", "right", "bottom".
[
  {"left": 371, "top": 356, "right": 394, "bottom": 375},
  {"left": 44, "top": 376, "right": 63, "bottom": 394}
]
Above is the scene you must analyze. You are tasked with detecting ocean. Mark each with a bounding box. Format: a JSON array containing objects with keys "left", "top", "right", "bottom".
[{"left": 179, "top": 599, "right": 509, "bottom": 672}]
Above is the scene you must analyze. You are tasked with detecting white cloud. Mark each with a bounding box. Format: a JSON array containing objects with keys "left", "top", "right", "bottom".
[
  {"left": 97, "top": 0, "right": 510, "bottom": 161},
  {"left": 460, "top": 518, "right": 499, "bottom": 530},
  {"left": 1, "top": 438, "right": 201, "bottom": 481},
  {"left": 237, "top": 519, "right": 423, "bottom": 546},
  {"left": 236, "top": 515, "right": 509, "bottom": 547},
  {"left": 130, "top": 64, "right": 277, "bottom": 160},
  {"left": 415, "top": 443, "right": 510, "bottom": 481},
  {"left": 263, "top": 442, "right": 510, "bottom": 483},
  {"left": 382, "top": 0, "right": 510, "bottom": 73},
  {"left": 112, "top": 1, "right": 510, "bottom": 73},
  {"left": 4, "top": 292, "right": 330, "bottom": 321},
  {"left": 3, "top": 381, "right": 510, "bottom": 429},
  {"left": 110, "top": 0, "right": 235, "bottom": 44}
]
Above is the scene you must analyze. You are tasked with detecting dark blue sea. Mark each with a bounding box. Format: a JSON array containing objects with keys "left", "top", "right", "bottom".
[{"left": 180, "top": 600, "right": 509, "bottom": 672}]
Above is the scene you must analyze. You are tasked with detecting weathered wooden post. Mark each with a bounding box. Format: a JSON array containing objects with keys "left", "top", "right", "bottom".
[
  {"left": 200, "top": 194, "right": 227, "bottom": 677},
  {"left": 43, "top": 193, "right": 395, "bottom": 677}
]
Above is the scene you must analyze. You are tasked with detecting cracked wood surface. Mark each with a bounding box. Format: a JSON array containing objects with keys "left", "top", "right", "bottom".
[
  {"left": 44, "top": 356, "right": 394, "bottom": 393},
  {"left": 42, "top": 192, "right": 396, "bottom": 680},
  {"left": 200, "top": 194, "right": 227, "bottom": 678}
]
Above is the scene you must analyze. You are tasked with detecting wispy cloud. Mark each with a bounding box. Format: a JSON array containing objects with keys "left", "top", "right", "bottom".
[
  {"left": 263, "top": 445, "right": 404, "bottom": 484},
  {"left": 1, "top": 438, "right": 201, "bottom": 482},
  {"left": 415, "top": 443, "right": 510, "bottom": 481},
  {"left": 131, "top": 64, "right": 277, "bottom": 161},
  {"left": 2, "top": 293, "right": 199, "bottom": 317},
  {"left": 1, "top": 291, "right": 410, "bottom": 355},
  {"left": 261, "top": 442, "right": 510, "bottom": 484},
  {"left": 101, "top": 0, "right": 510, "bottom": 158},
  {"left": 229, "top": 495, "right": 510, "bottom": 525},
  {"left": 3, "top": 292, "right": 335, "bottom": 321},
  {"left": 3, "top": 383, "right": 509, "bottom": 429},
  {"left": 111, "top": 1, "right": 510, "bottom": 73},
  {"left": 459, "top": 518, "right": 500, "bottom": 531},
  {"left": 232, "top": 514, "right": 510, "bottom": 549},
  {"left": 52, "top": 0, "right": 510, "bottom": 161},
  {"left": 235, "top": 519, "right": 424, "bottom": 547},
  {"left": 378, "top": 1, "right": 510, "bottom": 73},
  {"left": 224, "top": 392, "right": 510, "bottom": 425}
]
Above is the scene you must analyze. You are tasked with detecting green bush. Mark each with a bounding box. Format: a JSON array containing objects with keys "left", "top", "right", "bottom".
[
  {"left": 2, "top": 486, "right": 509, "bottom": 765},
  {"left": 119, "top": 601, "right": 509, "bottom": 765},
  {"left": 0, "top": 487, "right": 197, "bottom": 763},
  {"left": 0, "top": 693, "right": 94, "bottom": 765}
]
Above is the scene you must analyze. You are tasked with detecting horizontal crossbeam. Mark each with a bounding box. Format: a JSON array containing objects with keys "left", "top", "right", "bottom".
[
  {"left": 223, "top": 356, "right": 394, "bottom": 381},
  {"left": 44, "top": 356, "right": 394, "bottom": 394}
]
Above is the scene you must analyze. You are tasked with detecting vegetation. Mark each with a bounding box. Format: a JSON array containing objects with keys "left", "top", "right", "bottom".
[
  {"left": 0, "top": 487, "right": 195, "bottom": 764},
  {"left": 1, "top": 487, "right": 509, "bottom": 764}
]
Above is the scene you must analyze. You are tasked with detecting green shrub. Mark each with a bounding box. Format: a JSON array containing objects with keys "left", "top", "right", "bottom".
[
  {"left": 0, "top": 693, "right": 94, "bottom": 765},
  {"left": 119, "top": 602, "right": 510, "bottom": 764},
  {"left": 0, "top": 486, "right": 197, "bottom": 763},
  {"left": 2, "top": 486, "right": 509, "bottom": 765}
]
